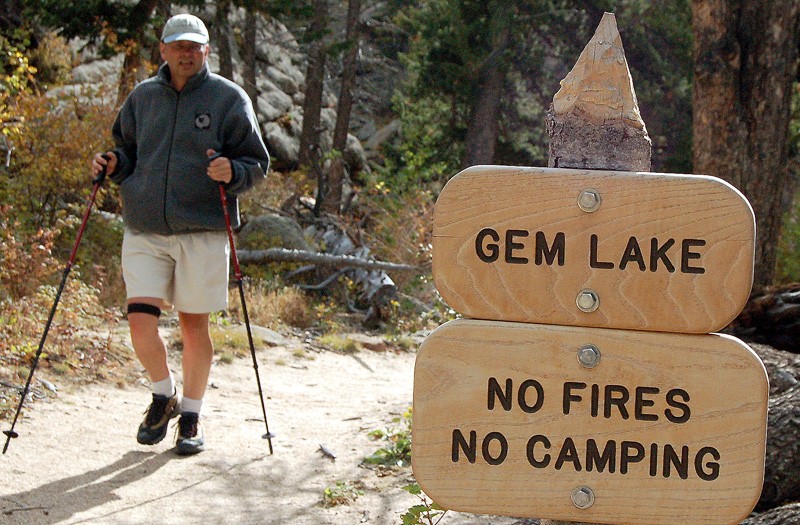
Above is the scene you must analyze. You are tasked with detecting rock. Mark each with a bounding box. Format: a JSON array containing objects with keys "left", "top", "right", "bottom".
[
  {"left": 70, "top": 56, "right": 123, "bottom": 85},
  {"left": 235, "top": 324, "right": 291, "bottom": 347},
  {"left": 263, "top": 121, "right": 300, "bottom": 168},
  {"left": 257, "top": 80, "right": 294, "bottom": 122},
  {"left": 344, "top": 134, "right": 367, "bottom": 174},
  {"left": 757, "top": 383, "right": 800, "bottom": 511},
  {"left": 238, "top": 214, "right": 312, "bottom": 252},
  {"left": 725, "top": 284, "right": 800, "bottom": 353},
  {"left": 265, "top": 66, "right": 299, "bottom": 95},
  {"left": 346, "top": 333, "right": 390, "bottom": 352}
]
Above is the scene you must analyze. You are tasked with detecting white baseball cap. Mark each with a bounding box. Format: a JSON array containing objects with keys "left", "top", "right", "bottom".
[{"left": 161, "top": 14, "right": 209, "bottom": 44}]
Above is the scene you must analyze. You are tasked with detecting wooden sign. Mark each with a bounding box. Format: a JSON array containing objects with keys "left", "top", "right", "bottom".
[
  {"left": 412, "top": 319, "right": 768, "bottom": 525},
  {"left": 432, "top": 166, "right": 755, "bottom": 334}
]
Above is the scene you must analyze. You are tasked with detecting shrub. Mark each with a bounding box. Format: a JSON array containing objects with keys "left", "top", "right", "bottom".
[{"left": 0, "top": 207, "right": 58, "bottom": 300}]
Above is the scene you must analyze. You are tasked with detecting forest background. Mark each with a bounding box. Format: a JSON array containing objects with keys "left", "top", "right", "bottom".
[{"left": 0, "top": 0, "right": 799, "bottom": 456}]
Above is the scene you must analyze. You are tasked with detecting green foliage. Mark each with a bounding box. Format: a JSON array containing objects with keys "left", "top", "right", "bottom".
[
  {"left": 0, "top": 23, "right": 129, "bottom": 414},
  {"left": 776, "top": 83, "right": 800, "bottom": 283},
  {"left": 378, "top": 93, "right": 462, "bottom": 193},
  {"left": 400, "top": 484, "right": 447, "bottom": 525},
  {"left": 386, "top": 0, "right": 694, "bottom": 188},
  {"left": 322, "top": 480, "right": 364, "bottom": 507},
  {"left": 365, "top": 407, "right": 413, "bottom": 468},
  {"left": 3, "top": 85, "right": 117, "bottom": 228},
  {"left": 0, "top": 79, "right": 123, "bottom": 304},
  {"left": 25, "top": 0, "right": 157, "bottom": 52},
  {"left": 384, "top": 1, "right": 573, "bottom": 184}
]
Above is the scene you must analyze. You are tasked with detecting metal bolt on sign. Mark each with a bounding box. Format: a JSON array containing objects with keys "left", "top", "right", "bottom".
[
  {"left": 576, "top": 289, "right": 600, "bottom": 313},
  {"left": 578, "top": 345, "right": 601, "bottom": 368},
  {"left": 578, "top": 189, "right": 601, "bottom": 212},
  {"left": 571, "top": 485, "right": 595, "bottom": 509}
]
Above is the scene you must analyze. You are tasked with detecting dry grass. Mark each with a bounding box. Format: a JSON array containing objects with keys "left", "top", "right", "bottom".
[{"left": 228, "top": 283, "right": 315, "bottom": 329}]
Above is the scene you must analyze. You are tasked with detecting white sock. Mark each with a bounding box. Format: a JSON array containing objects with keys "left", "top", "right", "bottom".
[
  {"left": 152, "top": 374, "right": 176, "bottom": 398},
  {"left": 181, "top": 396, "right": 203, "bottom": 415}
]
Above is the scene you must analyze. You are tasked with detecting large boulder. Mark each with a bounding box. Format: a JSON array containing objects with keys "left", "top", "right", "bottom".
[
  {"left": 237, "top": 214, "right": 312, "bottom": 252},
  {"left": 263, "top": 121, "right": 300, "bottom": 170}
]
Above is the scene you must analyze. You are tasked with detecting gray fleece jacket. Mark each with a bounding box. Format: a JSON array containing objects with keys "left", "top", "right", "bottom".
[{"left": 110, "top": 62, "right": 269, "bottom": 235}]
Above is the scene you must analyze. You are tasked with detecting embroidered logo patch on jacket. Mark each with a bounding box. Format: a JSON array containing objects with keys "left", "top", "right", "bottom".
[{"left": 195, "top": 113, "right": 211, "bottom": 130}]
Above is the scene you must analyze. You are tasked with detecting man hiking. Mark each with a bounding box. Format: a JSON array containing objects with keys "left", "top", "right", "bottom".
[{"left": 91, "top": 13, "right": 270, "bottom": 455}]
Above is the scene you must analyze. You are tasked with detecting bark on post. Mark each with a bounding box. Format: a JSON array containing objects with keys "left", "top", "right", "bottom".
[{"left": 542, "top": 12, "right": 649, "bottom": 525}]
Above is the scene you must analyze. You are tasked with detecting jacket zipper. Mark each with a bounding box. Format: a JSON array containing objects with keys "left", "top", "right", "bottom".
[{"left": 163, "top": 88, "right": 181, "bottom": 233}]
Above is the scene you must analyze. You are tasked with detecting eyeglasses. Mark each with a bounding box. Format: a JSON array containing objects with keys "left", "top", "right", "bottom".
[{"left": 166, "top": 42, "right": 206, "bottom": 53}]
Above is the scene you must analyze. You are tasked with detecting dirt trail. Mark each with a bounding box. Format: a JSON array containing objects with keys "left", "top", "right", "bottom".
[{"left": 1, "top": 321, "right": 521, "bottom": 525}]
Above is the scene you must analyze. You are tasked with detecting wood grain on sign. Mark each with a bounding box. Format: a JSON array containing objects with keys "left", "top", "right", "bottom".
[
  {"left": 432, "top": 166, "right": 755, "bottom": 334},
  {"left": 412, "top": 319, "right": 768, "bottom": 525}
]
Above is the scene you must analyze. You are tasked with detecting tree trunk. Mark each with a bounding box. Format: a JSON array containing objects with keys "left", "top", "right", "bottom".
[
  {"left": 241, "top": 8, "right": 258, "bottom": 113},
  {"left": 692, "top": 0, "right": 800, "bottom": 288},
  {"left": 323, "top": 0, "right": 361, "bottom": 215},
  {"left": 116, "top": 0, "right": 160, "bottom": 105},
  {"left": 215, "top": 0, "right": 233, "bottom": 80},
  {"left": 299, "top": 0, "right": 329, "bottom": 169},
  {"left": 460, "top": 5, "right": 511, "bottom": 170},
  {"left": 299, "top": 0, "right": 330, "bottom": 216},
  {"left": 148, "top": 0, "right": 171, "bottom": 65}
]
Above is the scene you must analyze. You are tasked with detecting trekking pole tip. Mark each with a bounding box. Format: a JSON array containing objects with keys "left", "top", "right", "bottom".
[
  {"left": 263, "top": 432, "right": 275, "bottom": 455},
  {"left": 2, "top": 429, "right": 18, "bottom": 454}
]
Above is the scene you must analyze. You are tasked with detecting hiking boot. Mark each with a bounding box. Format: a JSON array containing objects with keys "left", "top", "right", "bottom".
[
  {"left": 176, "top": 412, "right": 205, "bottom": 455},
  {"left": 137, "top": 393, "right": 179, "bottom": 445}
]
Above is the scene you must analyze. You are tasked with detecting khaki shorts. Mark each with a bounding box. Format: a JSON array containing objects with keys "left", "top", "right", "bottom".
[{"left": 122, "top": 229, "right": 229, "bottom": 313}]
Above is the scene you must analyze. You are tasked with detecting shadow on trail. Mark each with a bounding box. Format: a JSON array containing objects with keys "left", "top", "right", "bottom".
[{"left": 1, "top": 450, "right": 173, "bottom": 524}]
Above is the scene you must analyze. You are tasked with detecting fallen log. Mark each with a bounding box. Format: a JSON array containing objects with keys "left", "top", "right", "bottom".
[
  {"left": 755, "top": 382, "right": 800, "bottom": 512},
  {"left": 237, "top": 248, "right": 418, "bottom": 272},
  {"left": 749, "top": 343, "right": 800, "bottom": 396},
  {"left": 725, "top": 283, "right": 800, "bottom": 353},
  {"left": 742, "top": 503, "right": 800, "bottom": 525}
]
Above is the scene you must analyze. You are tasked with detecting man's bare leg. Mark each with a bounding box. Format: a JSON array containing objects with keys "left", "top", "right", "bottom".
[{"left": 129, "top": 297, "right": 178, "bottom": 445}]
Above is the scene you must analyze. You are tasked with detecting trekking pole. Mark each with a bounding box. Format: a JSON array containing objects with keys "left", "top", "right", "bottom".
[
  {"left": 211, "top": 152, "right": 275, "bottom": 454},
  {"left": 3, "top": 157, "right": 108, "bottom": 454}
]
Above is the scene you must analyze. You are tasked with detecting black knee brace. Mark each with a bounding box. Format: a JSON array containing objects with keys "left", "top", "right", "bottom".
[{"left": 127, "top": 302, "right": 162, "bottom": 318}]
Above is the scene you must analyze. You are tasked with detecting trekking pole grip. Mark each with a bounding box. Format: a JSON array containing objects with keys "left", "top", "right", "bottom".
[{"left": 92, "top": 153, "right": 110, "bottom": 186}]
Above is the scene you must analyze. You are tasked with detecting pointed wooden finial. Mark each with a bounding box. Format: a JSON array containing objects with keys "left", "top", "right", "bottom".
[{"left": 547, "top": 12, "right": 651, "bottom": 172}]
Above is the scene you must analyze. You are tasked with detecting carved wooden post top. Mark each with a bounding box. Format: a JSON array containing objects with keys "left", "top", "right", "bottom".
[{"left": 547, "top": 12, "right": 651, "bottom": 172}]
